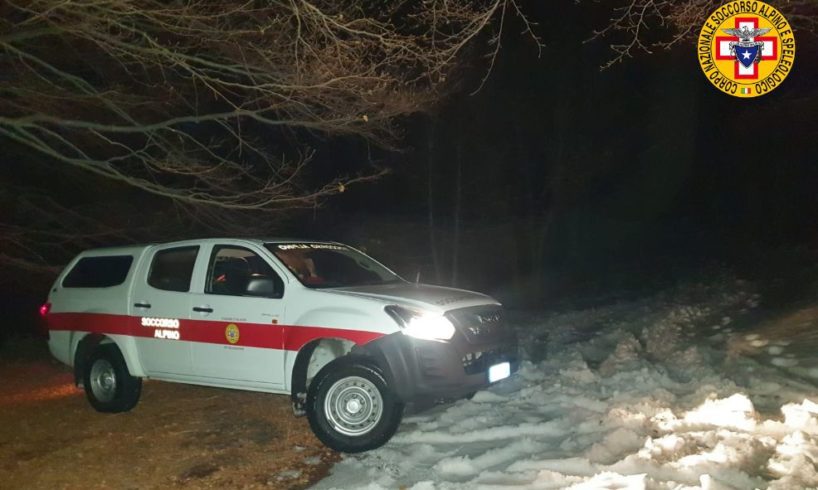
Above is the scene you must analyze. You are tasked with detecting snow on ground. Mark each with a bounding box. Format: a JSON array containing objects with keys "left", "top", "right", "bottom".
[{"left": 315, "top": 279, "right": 818, "bottom": 489}]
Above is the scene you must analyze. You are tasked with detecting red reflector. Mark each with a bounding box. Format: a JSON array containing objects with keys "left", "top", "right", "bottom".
[{"left": 39, "top": 303, "right": 52, "bottom": 340}]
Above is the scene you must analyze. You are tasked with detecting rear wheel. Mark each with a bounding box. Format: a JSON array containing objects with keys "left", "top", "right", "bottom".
[
  {"left": 307, "top": 360, "right": 403, "bottom": 453},
  {"left": 83, "top": 344, "right": 142, "bottom": 413}
]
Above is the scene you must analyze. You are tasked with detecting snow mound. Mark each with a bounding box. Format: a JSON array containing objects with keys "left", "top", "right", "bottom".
[{"left": 315, "top": 281, "right": 818, "bottom": 489}]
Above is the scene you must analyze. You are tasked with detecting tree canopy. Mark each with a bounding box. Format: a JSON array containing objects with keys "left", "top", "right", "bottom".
[{"left": 0, "top": 0, "right": 534, "bottom": 274}]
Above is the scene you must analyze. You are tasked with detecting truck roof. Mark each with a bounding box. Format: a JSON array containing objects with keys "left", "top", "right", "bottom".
[
  {"left": 76, "top": 244, "right": 152, "bottom": 255},
  {"left": 77, "top": 238, "right": 339, "bottom": 255},
  {"left": 258, "top": 238, "right": 337, "bottom": 244}
]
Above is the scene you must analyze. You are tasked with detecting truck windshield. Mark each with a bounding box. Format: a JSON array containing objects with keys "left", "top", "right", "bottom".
[{"left": 265, "top": 243, "right": 403, "bottom": 289}]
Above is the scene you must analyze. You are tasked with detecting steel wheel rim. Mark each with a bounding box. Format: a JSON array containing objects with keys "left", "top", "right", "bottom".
[
  {"left": 324, "top": 375, "right": 383, "bottom": 437},
  {"left": 90, "top": 358, "right": 117, "bottom": 402}
]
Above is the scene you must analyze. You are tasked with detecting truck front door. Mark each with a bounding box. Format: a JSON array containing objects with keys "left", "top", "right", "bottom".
[{"left": 187, "top": 243, "right": 287, "bottom": 389}]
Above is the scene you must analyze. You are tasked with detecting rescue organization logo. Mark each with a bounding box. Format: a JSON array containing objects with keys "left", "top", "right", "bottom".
[
  {"left": 697, "top": 1, "right": 795, "bottom": 98},
  {"left": 225, "top": 323, "right": 240, "bottom": 344}
]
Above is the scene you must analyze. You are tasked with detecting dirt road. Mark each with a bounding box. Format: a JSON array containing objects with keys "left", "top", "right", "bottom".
[{"left": 0, "top": 338, "right": 338, "bottom": 489}]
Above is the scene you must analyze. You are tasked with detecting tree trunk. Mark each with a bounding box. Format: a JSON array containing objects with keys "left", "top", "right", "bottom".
[
  {"left": 451, "top": 139, "right": 463, "bottom": 286},
  {"left": 426, "top": 117, "right": 442, "bottom": 283}
]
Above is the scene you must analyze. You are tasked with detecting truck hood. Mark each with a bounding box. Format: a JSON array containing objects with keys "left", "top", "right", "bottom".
[{"left": 325, "top": 282, "right": 498, "bottom": 312}]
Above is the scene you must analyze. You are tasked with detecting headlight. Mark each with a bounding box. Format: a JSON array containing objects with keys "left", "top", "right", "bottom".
[{"left": 385, "top": 305, "right": 456, "bottom": 341}]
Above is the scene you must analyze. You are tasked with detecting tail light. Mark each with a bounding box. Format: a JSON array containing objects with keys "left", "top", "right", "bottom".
[{"left": 39, "top": 303, "right": 51, "bottom": 340}]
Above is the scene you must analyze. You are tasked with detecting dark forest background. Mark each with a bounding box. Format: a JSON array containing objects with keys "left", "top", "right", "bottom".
[
  {"left": 2, "top": 0, "right": 817, "bottom": 337},
  {"left": 301, "top": 2, "right": 818, "bottom": 304}
]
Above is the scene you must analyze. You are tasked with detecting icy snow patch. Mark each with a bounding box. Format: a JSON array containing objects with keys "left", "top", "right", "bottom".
[
  {"left": 768, "top": 345, "right": 785, "bottom": 355},
  {"left": 771, "top": 357, "right": 799, "bottom": 368},
  {"left": 315, "top": 283, "right": 818, "bottom": 490}
]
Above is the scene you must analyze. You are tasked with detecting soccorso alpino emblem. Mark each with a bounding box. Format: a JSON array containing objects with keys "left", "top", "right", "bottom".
[
  {"left": 697, "top": 1, "right": 795, "bottom": 98},
  {"left": 225, "top": 323, "right": 240, "bottom": 344}
]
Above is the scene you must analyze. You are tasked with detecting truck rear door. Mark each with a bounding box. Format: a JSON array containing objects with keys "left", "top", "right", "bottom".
[{"left": 130, "top": 244, "right": 199, "bottom": 377}]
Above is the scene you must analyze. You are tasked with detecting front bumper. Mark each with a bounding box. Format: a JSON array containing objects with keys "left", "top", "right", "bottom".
[{"left": 358, "top": 311, "right": 518, "bottom": 402}]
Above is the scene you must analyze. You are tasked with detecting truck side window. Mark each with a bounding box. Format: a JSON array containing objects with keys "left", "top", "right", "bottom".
[
  {"left": 147, "top": 246, "right": 199, "bottom": 292},
  {"left": 62, "top": 255, "right": 134, "bottom": 288},
  {"left": 206, "top": 246, "right": 284, "bottom": 298}
]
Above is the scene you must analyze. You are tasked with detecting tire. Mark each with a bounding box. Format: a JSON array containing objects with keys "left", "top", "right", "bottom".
[
  {"left": 83, "top": 344, "right": 142, "bottom": 413},
  {"left": 307, "top": 360, "right": 403, "bottom": 453}
]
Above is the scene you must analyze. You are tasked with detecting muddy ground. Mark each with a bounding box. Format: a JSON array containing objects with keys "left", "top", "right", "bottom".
[{"left": 0, "top": 338, "right": 339, "bottom": 489}]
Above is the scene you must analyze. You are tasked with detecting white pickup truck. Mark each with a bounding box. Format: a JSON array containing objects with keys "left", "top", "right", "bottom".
[{"left": 42, "top": 238, "right": 518, "bottom": 452}]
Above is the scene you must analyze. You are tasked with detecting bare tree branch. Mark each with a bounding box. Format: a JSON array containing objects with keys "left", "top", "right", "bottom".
[
  {"left": 0, "top": 0, "right": 537, "bottom": 276},
  {"left": 1, "top": 0, "right": 533, "bottom": 209},
  {"left": 588, "top": 0, "right": 816, "bottom": 69}
]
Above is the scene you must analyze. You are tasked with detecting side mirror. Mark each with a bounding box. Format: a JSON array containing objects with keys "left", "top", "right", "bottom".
[{"left": 245, "top": 277, "right": 282, "bottom": 298}]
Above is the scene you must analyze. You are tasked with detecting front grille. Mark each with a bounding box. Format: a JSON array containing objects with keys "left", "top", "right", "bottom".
[
  {"left": 445, "top": 305, "right": 506, "bottom": 343},
  {"left": 461, "top": 348, "right": 514, "bottom": 375}
]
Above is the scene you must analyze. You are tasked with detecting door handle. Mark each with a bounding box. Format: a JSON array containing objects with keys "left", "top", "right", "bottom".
[
  {"left": 134, "top": 302, "right": 151, "bottom": 309},
  {"left": 193, "top": 306, "right": 213, "bottom": 313}
]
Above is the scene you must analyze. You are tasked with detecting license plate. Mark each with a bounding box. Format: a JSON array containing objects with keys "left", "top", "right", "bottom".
[{"left": 488, "top": 362, "right": 511, "bottom": 383}]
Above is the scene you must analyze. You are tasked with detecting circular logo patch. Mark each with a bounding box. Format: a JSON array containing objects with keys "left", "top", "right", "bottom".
[
  {"left": 225, "top": 323, "right": 240, "bottom": 344},
  {"left": 697, "top": 1, "right": 795, "bottom": 97}
]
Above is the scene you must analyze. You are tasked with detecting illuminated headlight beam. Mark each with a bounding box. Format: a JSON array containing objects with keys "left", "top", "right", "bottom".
[{"left": 385, "top": 306, "right": 456, "bottom": 341}]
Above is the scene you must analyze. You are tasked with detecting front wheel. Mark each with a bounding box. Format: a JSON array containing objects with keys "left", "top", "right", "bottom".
[
  {"left": 307, "top": 360, "right": 403, "bottom": 453},
  {"left": 83, "top": 344, "right": 142, "bottom": 413}
]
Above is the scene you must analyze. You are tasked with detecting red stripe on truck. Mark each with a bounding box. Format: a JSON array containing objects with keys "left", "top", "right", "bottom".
[
  {"left": 46, "top": 312, "right": 384, "bottom": 351},
  {"left": 283, "top": 325, "right": 383, "bottom": 351},
  {"left": 48, "top": 312, "right": 131, "bottom": 336}
]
